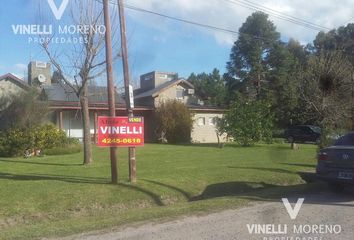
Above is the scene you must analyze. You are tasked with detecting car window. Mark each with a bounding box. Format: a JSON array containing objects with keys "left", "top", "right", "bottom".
[
  {"left": 289, "top": 128, "right": 300, "bottom": 134},
  {"left": 299, "top": 126, "right": 311, "bottom": 133},
  {"left": 302, "top": 127, "right": 312, "bottom": 133},
  {"left": 309, "top": 126, "right": 321, "bottom": 134},
  {"left": 334, "top": 133, "right": 354, "bottom": 146}
]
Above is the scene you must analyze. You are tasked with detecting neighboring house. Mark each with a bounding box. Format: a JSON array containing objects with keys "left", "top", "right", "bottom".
[
  {"left": 0, "top": 73, "right": 31, "bottom": 112},
  {"left": 41, "top": 83, "right": 154, "bottom": 142},
  {"left": 0, "top": 62, "right": 154, "bottom": 142},
  {"left": 135, "top": 71, "right": 199, "bottom": 107},
  {"left": 0, "top": 73, "right": 30, "bottom": 98},
  {"left": 134, "top": 71, "right": 227, "bottom": 143}
]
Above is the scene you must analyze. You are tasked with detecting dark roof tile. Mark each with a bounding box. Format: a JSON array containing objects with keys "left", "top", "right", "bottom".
[{"left": 42, "top": 83, "right": 125, "bottom": 104}]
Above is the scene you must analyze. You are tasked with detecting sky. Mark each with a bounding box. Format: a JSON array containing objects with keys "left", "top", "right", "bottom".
[{"left": 0, "top": 0, "right": 353, "bottom": 88}]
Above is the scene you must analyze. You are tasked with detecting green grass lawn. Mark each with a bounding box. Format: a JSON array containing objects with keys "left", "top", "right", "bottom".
[{"left": 0, "top": 143, "right": 320, "bottom": 239}]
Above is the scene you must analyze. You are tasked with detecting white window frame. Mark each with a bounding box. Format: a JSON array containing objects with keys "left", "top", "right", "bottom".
[
  {"left": 197, "top": 117, "right": 205, "bottom": 126},
  {"left": 176, "top": 88, "right": 184, "bottom": 99}
]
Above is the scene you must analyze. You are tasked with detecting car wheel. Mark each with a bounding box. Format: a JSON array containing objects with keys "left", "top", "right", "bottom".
[
  {"left": 328, "top": 182, "right": 345, "bottom": 193},
  {"left": 287, "top": 136, "right": 294, "bottom": 143}
]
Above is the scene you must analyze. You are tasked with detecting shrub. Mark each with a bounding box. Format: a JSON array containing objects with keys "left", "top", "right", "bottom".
[
  {"left": 223, "top": 100, "right": 274, "bottom": 146},
  {"left": 0, "top": 124, "right": 80, "bottom": 157},
  {"left": 0, "top": 128, "right": 32, "bottom": 157},
  {"left": 155, "top": 100, "right": 193, "bottom": 144},
  {"left": 33, "top": 124, "right": 68, "bottom": 150},
  {"left": 272, "top": 128, "right": 285, "bottom": 138}
]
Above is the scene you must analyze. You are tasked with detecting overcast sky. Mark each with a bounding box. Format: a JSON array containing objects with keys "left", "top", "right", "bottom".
[{"left": 0, "top": 0, "right": 353, "bottom": 87}]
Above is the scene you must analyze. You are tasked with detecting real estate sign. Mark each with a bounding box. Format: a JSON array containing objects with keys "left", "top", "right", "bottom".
[{"left": 97, "top": 116, "right": 144, "bottom": 147}]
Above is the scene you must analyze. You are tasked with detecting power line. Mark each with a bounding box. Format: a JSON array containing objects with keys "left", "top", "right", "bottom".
[
  {"left": 95, "top": 0, "right": 353, "bottom": 56},
  {"left": 233, "top": 0, "right": 330, "bottom": 30},
  {"left": 100, "top": 0, "right": 276, "bottom": 43},
  {"left": 124, "top": 4, "right": 241, "bottom": 36},
  {"left": 95, "top": 0, "right": 239, "bottom": 36},
  {"left": 119, "top": 0, "right": 331, "bottom": 35},
  {"left": 221, "top": 0, "right": 331, "bottom": 31}
]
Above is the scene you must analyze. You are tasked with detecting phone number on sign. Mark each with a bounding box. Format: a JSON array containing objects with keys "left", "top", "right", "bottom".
[{"left": 101, "top": 138, "right": 142, "bottom": 144}]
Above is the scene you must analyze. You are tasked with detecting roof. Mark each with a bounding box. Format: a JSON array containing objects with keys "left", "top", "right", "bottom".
[
  {"left": 188, "top": 104, "right": 227, "bottom": 113},
  {"left": 0, "top": 73, "right": 31, "bottom": 90},
  {"left": 48, "top": 101, "right": 153, "bottom": 111},
  {"left": 134, "top": 79, "right": 194, "bottom": 99},
  {"left": 41, "top": 83, "right": 125, "bottom": 104}
]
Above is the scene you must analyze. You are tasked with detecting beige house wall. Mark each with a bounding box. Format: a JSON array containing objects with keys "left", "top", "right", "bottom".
[
  {"left": 154, "top": 84, "right": 198, "bottom": 107},
  {"left": 191, "top": 113, "right": 227, "bottom": 143}
]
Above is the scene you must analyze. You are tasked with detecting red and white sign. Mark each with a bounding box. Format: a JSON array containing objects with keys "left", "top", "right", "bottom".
[{"left": 97, "top": 116, "right": 144, "bottom": 147}]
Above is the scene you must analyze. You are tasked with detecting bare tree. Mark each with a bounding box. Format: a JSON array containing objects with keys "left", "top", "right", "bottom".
[{"left": 40, "top": 0, "right": 120, "bottom": 164}]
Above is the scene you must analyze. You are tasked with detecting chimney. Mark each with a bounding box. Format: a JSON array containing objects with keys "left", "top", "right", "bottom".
[
  {"left": 139, "top": 71, "right": 178, "bottom": 91},
  {"left": 28, "top": 61, "right": 52, "bottom": 87}
]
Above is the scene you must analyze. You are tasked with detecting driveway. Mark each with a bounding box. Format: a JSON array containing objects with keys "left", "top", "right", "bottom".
[{"left": 62, "top": 190, "right": 354, "bottom": 240}]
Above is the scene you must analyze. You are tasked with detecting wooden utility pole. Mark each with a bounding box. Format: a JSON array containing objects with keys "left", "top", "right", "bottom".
[
  {"left": 117, "top": 0, "right": 137, "bottom": 183},
  {"left": 351, "top": 71, "right": 354, "bottom": 130},
  {"left": 103, "top": 0, "right": 118, "bottom": 184}
]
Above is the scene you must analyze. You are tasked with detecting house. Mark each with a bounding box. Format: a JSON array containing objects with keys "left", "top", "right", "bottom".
[
  {"left": 41, "top": 82, "right": 154, "bottom": 142},
  {"left": 1, "top": 63, "right": 226, "bottom": 143},
  {"left": 0, "top": 73, "right": 30, "bottom": 98},
  {"left": 135, "top": 71, "right": 199, "bottom": 106},
  {"left": 43, "top": 68, "right": 226, "bottom": 143},
  {"left": 0, "top": 62, "right": 154, "bottom": 142},
  {"left": 134, "top": 71, "right": 226, "bottom": 143},
  {"left": 0, "top": 73, "right": 31, "bottom": 113}
]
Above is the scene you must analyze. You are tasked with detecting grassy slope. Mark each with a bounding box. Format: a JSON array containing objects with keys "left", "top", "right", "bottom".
[{"left": 0, "top": 143, "right": 319, "bottom": 239}]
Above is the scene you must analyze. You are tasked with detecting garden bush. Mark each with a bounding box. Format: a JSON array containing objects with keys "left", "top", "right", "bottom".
[
  {"left": 155, "top": 100, "right": 194, "bottom": 144},
  {"left": 0, "top": 124, "right": 80, "bottom": 157},
  {"left": 222, "top": 100, "right": 274, "bottom": 146}
]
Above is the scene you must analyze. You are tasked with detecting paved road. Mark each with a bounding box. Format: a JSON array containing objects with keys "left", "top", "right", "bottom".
[{"left": 64, "top": 191, "right": 354, "bottom": 240}]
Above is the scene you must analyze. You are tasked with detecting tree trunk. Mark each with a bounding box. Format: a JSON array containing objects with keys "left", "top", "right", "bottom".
[{"left": 80, "top": 84, "right": 93, "bottom": 165}]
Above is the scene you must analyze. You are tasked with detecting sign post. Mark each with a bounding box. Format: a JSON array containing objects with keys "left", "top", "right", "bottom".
[
  {"left": 103, "top": 0, "right": 118, "bottom": 184},
  {"left": 117, "top": 0, "right": 137, "bottom": 183}
]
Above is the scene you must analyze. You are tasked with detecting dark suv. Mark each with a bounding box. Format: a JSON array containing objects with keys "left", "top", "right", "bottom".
[{"left": 284, "top": 125, "right": 321, "bottom": 144}]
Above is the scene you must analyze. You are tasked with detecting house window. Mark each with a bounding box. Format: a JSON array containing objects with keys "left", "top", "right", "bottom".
[
  {"left": 176, "top": 89, "right": 184, "bottom": 99},
  {"left": 209, "top": 117, "right": 218, "bottom": 126},
  {"left": 144, "top": 75, "right": 152, "bottom": 81},
  {"left": 166, "top": 75, "right": 175, "bottom": 81},
  {"left": 197, "top": 117, "right": 205, "bottom": 126},
  {"left": 35, "top": 61, "right": 47, "bottom": 68}
]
